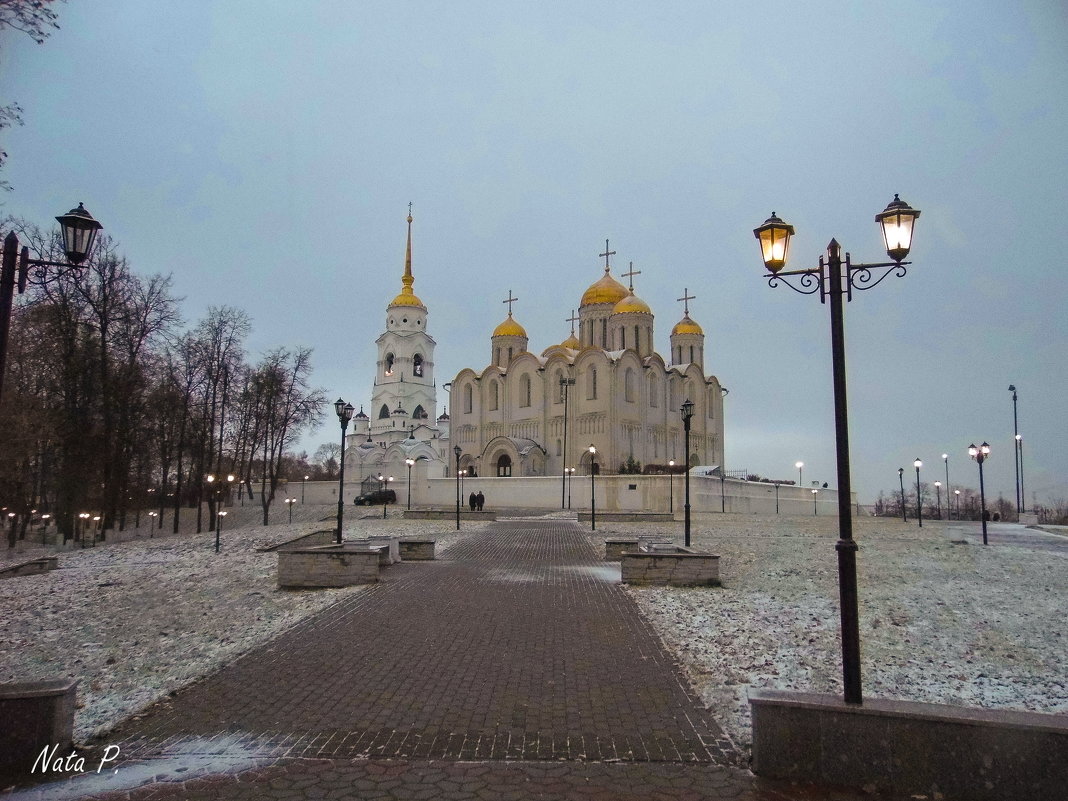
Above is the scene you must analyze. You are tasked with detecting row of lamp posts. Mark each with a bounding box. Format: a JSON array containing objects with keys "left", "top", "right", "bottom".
[{"left": 898, "top": 443, "right": 991, "bottom": 544}]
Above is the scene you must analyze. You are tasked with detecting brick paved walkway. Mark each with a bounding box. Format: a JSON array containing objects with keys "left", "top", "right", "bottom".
[{"left": 10, "top": 519, "right": 870, "bottom": 800}]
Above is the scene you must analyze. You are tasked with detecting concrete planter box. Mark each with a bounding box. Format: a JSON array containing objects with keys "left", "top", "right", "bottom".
[
  {"left": 0, "top": 679, "right": 78, "bottom": 780},
  {"left": 399, "top": 538, "right": 436, "bottom": 560},
  {"left": 620, "top": 546, "right": 720, "bottom": 586},
  {"left": 402, "top": 509, "right": 497, "bottom": 521},
  {"left": 259, "top": 529, "right": 336, "bottom": 552},
  {"left": 277, "top": 544, "right": 382, "bottom": 589},
  {"left": 0, "top": 557, "right": 58, "bottom": 580},
  {"left": 604, "top": 537, "right": 674, "bottom": 561},
  {"left": 750, "top": 689, "right": 1068, "bottom": 801}
]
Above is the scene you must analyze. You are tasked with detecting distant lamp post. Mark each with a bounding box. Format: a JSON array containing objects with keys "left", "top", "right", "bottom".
[
  {"left": 460, "top": 469, "right": 467, "bottom": 501},
  {"left": 954, "top": 489, "right": 961, "bottom": 520},
  {"left": 565, "top": 467, "right": 575, "bottom": 509},
  {"left": 898, "top": 468, "right": 907, "bottom": 522},
  {"left": 969, "top": 442, "right": 991, "bottom": 545},
  {"left": 914, "top": 459, "right": 923, "bottom": 528},
  {"left": 668, "top": 459, "right": 675, "bottom": 515},
  {"left": 795, "top": 461, "right": 804, "bottom": 487},
  {"left": 934, "top": 481, "right": 942, "bottom": 520},
  {"left": 755, "top": 195, "right": 921, "bottom": 706},
  {"left": 77, "top": 512, "right": 90, "bottom": 543},
  {"left": 383, "top": 476, "right": 394, "bottom": 518},
  {"left": 588, "top": 444, "right": 597, "bottom": 531},
  {"left": 942, "top": 453, "right": 951, "bottom": 520},
  {"left": 1016, "top": 433, "right": 1025, "bottom": 515},
  {"left": 92, "top": 515, "right": 101, "bottom": 546},
  {"left": 774, "top": 482, "right": 781, "bottom": 514},
  {"left": 812, "top": 488, "right": 819, "bottom": 516},
  {"left": 560, "top": 376, "right": 576, "bottom": 508},
  {"left": 2, "top": 203, "right": 103, "bottom": 403},
  {"left": 405, "top": 458, "right": 416, "bottom": 510},
  {"left": 334, "top": 398, "right": 355, "bottom": 544},
  {"left": 302, "top": 475, "right": 309, "bottom": 504},
  {"left": 147, "top": 510, "right": 158, "bottom": 536},
  {"left": 453, "top": 445, "right": 461, "bottom": 530},
  {"left": 1009, "top": 385, "right": 1021, "bottom": 513},
  {"left": 681, "top": 399, "right": 695, "bottom": 547},
  {"left": 285, "top": 497, "right": 296, "bottom": 524}
]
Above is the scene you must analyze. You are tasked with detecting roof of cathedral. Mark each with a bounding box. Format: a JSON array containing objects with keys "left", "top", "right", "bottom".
[
  {"left": 672, "top": 314, "right": 704, "bottom": 336},
  {"left": 388, "top": 212, "right": 427, "bottom": 310},
  {"left": 560, "top": 332, "right": 581, "bottom": 349},
  {"left": 492, "top": 313, "right": 528, "bottom": 338},
  {"left": 580, "top": 269, "right": 629, "bottom": 307},
  {"left": 612, "top": 291, "right": 652, "bottom": 315}
]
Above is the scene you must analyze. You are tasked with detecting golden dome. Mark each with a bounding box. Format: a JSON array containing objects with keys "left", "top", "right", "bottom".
[
  {"left": 580, "top": 270, "right": 629, "bottom": 307},
  {"left": 492, "top": 314, "right": 528, "bottom": 338},
  {"left": 389, "top": 210, "right": 426, "bottom": 309},
  {"left": 561, "top": 332, "right": 581, "bottom": 349},
  {"left": 672, "top": 314, "right": 704, "bottom": 336},
  {"left": 612, "top": 292, "right": 652, "bottom": 315},
  {"left": 389, "top": 290, "right": 426, "bottom": 309}
]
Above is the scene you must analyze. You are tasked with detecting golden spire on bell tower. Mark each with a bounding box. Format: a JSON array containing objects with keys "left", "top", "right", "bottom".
[{"left": 389, "top": 202, "right": 426, "bottom": 309}]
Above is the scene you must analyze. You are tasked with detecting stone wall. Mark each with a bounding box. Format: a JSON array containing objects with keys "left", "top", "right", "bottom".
[
  {"left": 0, "top": 679, "right": 78, "bottom": 779},
  {"left": 0, "top": 557, "right": 58, "bottom": 580},
  {"left": 620, "top": 549, "right": 720, "bottom": 586},
  {"left": 399, "top": 539, "right": 436, "bottom": 560},
  {"left": 277, "top": 546, "right": 380, "bottom": 589}
]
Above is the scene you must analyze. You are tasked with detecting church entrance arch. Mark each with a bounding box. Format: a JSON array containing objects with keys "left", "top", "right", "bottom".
[{"left": 496, "top": 454, "right": 512, "bottom": 477}]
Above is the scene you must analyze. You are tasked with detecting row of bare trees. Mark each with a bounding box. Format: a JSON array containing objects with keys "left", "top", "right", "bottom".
[
  {"left": 0, "top": 218, "right": 325, "bottom": 545},
  {"left": 873, "top": 482, "right": 1017, "bottom": 522}
]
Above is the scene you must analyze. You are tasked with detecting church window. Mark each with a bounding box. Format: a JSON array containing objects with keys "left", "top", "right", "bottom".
[
  {"left": 463, "top": 385, "right": 473, "bottom": 414},
  {"left": 707, "top": 389, "right": 715, "bottom": 418},
  {"left": 633, "top": 325, "right": 640, "bottom": 352},
  {"left": 496, "top": 454, "right": 512, "bottom": 477},
  {"left": 402, "top": 317, "right": 408, "bottom": 323},
  {"left": 495, "top": 347, "right": 501, "bottom": 366},
  {"left": 649, "top": 374, "right": 659, "bottom": 407},
  {"left": 413, "top": 404, "right": 427, "bottom": 419},
  {"left": 556, "top": 438, "right": 562, "bottom": 456},
  {"left": 669, "top": 380, "right": 677, "bottom": 412},
  {"left": 520, "top": 374, "right": 531, "bottom": 407},
  {"left": 385, "top": 353, "right": 394, "bottom": 376},
  {"left": 587, "top": 367, "right": 598, "bottom": 400},
  {"left": 378, "top": 404, "right": 390, "bottom": 419},
  {"left": 508, "top": 347, "right": 513, "bottom": 362},
  {"left": 621, "top": 328, "right": 626, "bottom": 350},
  {"left": 413, "top": 353, "right": 424, "bottom": 377},
  {"left": 689, "top": 346, "right": 694, "bottom": 364},
  {"left": 490, "top": 380, "right": 499, "bottom": 411},
  {"left": 624, "top": 368, "right": 635, "bottom": 403},
  {"left": 601, "top": 319, "right": 607, "bottom": 348}
]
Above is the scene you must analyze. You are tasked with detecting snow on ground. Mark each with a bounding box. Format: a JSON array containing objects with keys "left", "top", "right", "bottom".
[
  {"left": 598, "top": 515, "right": 1068, "bottom": 757},
  {"left": 0, "top": 509, "right": 484, "bottom": 741}
]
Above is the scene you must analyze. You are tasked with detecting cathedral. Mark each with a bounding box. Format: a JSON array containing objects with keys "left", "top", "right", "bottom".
[
  {"left": 450, "top": 245, "right": 726, "bottom": 479},
  {"left": 345, "top": 210, "right": 452, "bottom": 481}
]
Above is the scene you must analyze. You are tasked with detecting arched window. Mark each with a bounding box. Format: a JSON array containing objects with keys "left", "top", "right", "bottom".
[
  {"left": 556, "top": 438, "right": 562, "bottom": 456},
  {"left": 413, "top": 353, "right": 424, "bottom": 377},
  {"left": 384, "top": 353, "right": 395, "bottom": 376},
  {"left": 601, "top": 318, "right": 608, "bottom": 348},
  {"left": 490, "top": 380, "right": 499, "bottom": 411},
  {"left": 520, "top": 374, "right": 531, "bottom": 407},
  {"left": 508, "top": 347, "right": 514, "bottom": 362},
  {"left": 649, "top": 374, "right": 659, "bottom": 407},
  {"left": 634, "top": 325, "right": 640, "bottom": 352},
  {"left": 378, "top": 404, "right": 390, "bottom": 419},
  {"left": 463, "top": 384, "right": 473, "bottom": 414},
  {"left": 495, "top": 347, "right": 501, "bottom": 366},
  {"left": 587, "top": 367, "right": 598, "bottom": 400},
  {"left": 689, "top": 346, "right": 694, "bottom": 364},
  {"left": 413, "top": 404, "right": 427, "bottom": 419},
  {"left": 620, "top": 328, "right": 626, "bottom": 350},
  {"left": 624, "top": 368, "right": 635, "bottom": 403},
  {"left": 496, "top": 454, "right": 512, "bottom": 477}
]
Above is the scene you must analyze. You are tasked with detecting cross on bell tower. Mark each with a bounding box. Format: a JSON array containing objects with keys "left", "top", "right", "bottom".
[
  {"left": 677, "top": 287, "right": 696, "bottom": 315},
  {"left": 503, "top": 289, "right": 519, "bottom": 316}
]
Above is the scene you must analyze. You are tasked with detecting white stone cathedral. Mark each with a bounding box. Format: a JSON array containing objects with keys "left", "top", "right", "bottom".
[
  {"left": 345, "top": 211, "right": 452, "bottom": 481},
  {"left": 450, "top": 245, "right": 726, "bottom": 479}
]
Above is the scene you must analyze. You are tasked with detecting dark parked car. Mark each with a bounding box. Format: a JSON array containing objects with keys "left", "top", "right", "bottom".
[{"left": 354, "top": 489, "right": 397, "bottom": 506}]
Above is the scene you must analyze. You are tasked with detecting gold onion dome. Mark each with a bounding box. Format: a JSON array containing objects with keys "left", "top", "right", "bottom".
[
  {"left": 493, "top": 314, "right": 528, "bottom": 338},
  {"left": 613, "top": 292, "right": 652, "bottom": 315},
  {"left": 561, "top": 332, "right": 581, "bottom": 349},
  {"left": 389, "top": 211, "right": 426, "bottom": 310},
  {"left": 580, "top": 270, "right": 629, "bottom": 307},
  {"left": 672, "top": 314, "right": 703, "bottom": 336}
]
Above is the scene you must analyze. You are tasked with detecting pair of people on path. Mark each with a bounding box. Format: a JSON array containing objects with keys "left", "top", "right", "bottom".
[{"left": 467, "top": 491, "right": 485, "bottom": 512}]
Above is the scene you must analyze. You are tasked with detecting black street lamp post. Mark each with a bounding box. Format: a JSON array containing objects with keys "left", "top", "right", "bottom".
[
  {"left": 334, "top": 398, "right": 354, "bottom": 544},
  {"left": 1009, "top": 385, "right": 1021, "bottom": 513},
  {"left": 406, "top": 458, "right": 415, "bottom": 510},
  {"left": 285, "top": 497, "right": 296, "bottom": 524},
  {"left": 560, "top": 377, "right": 575, "bottom": 508},
  {"left": 954, "top": 489, "right": 961, "bottom": 519},
  {"left": 668, "top": 460, "right": 675, "bottom": 515},
  {"left": 207, "top": 473, "right": 234, "bottom": 553},
  {"left": 1017, "top": 435, "right": 1025, "bottom": 513},
  {"left": 754, "top": 194, "right": 921, "bottom": 706},
  {"left": 302, "top": 475, "right": 309, "bottom": 504},
  {"left": 566, "top": 467, "right": 574, "bottom": 509},
  {"left": 934, "top": 481, "right": 942, "bottom": 519},
  {"left": 914, "top": 459, "right": 923, "bottom": 528},
  {"left": 774, "top": 482, "right": 781, "bottom": 514},
  {"left": 2, "top": 204, "right": 103, "bottom": 404},
  {"left": 812, "top": 488, "right": 819, "bottom": 516},
  {"left": 796, "top": 461, "right": 804, "bottom": 488},
  {"left": 453, "top": 445, "right": 461, "bottom": 530},
  {"left": 898, "top": 468, "right": 907, "bottom": 522},
  {"left": 969, "top": 442, "right": 991, "bottom": 545},
  {"left": 942, "top": 454, "right": 951, "bottom": 520},
  {"left": 588, "top": 445, "right": 597, "bottom": 531},
  {"left": 681, "top": 399, "right": 694, "bottom": 547}
]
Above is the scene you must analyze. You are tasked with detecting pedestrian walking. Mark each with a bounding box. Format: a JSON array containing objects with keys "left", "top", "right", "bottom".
[
  {"left": 469, "top": 491, "right": 477, "bottom": 511},
  {"left": 476, "top": 490, "right": 485, "bottom": 511}
]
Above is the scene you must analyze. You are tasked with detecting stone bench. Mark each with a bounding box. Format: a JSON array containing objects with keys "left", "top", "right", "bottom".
[
  {"left": 398, "top": 538, "right": 436, "bottom": 560},
  {"left": 580, "top": 512, "right": 675, "bottom": 523},
  {"left": 0, "top": 557, "right": 59, "bottom": 581},
  {"left": 403, "top": 509, "right": 498, "bottom": 521},
  {"left": 604, "top": 537, "right": 674, "bottom": 561},
  {"left": 620, "top": 545, "right": 720, "bottom": 586},
  {"left": 258, "top": 529, "right": 336, "bottom": 552},
  {"left": 277, "top": 543, "right": 384, "bottom": 589},
  {"left": 0, "top": 679, "right": 78, "bottom": 780}
]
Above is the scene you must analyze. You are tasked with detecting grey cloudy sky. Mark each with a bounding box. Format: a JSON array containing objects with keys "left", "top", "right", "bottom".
[{"left": 4, "top": 0, "right": 1066, "bottom": 504}]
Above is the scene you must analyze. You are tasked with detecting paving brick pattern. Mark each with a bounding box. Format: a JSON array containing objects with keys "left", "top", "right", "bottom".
[{"left": 108, "top": 520, "right": 733, "bottom": 765}]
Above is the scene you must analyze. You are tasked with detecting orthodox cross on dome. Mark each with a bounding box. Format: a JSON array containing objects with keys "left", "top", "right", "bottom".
[
  {"left": 622, "top": 261, "right": 641, "bottom": 292},
  {"left": 407, "top": 201, "right": 413, "bottom": 221},
  {"left": 677, "top": 287, "right": 696, "bottom": 315},
  {"left": 599, "top": 239, "right": 616, "bottom": 272},
  {"left": 502, "top": 289, "right": 519, "bottom": 316},
  {"left": 565, "top": 309, "right": 579, "bottom": 334}
]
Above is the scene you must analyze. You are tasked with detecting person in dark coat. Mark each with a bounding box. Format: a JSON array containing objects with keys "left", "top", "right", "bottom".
[
  {"left": 469, "top": 491, "right": 477, "bottom": 511},
  {"left": 476, "top": 491, "right": 485, "bottom": 511}
]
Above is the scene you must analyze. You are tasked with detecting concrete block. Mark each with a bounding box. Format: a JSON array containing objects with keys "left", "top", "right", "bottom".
[{"left": 0, "top": 679, "right": 78, "bottom": 780}]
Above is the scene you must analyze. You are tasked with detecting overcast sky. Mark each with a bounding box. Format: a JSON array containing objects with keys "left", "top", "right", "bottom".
[{"left": 4, "top": 0, "right": 1066, "bottom": 505}]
